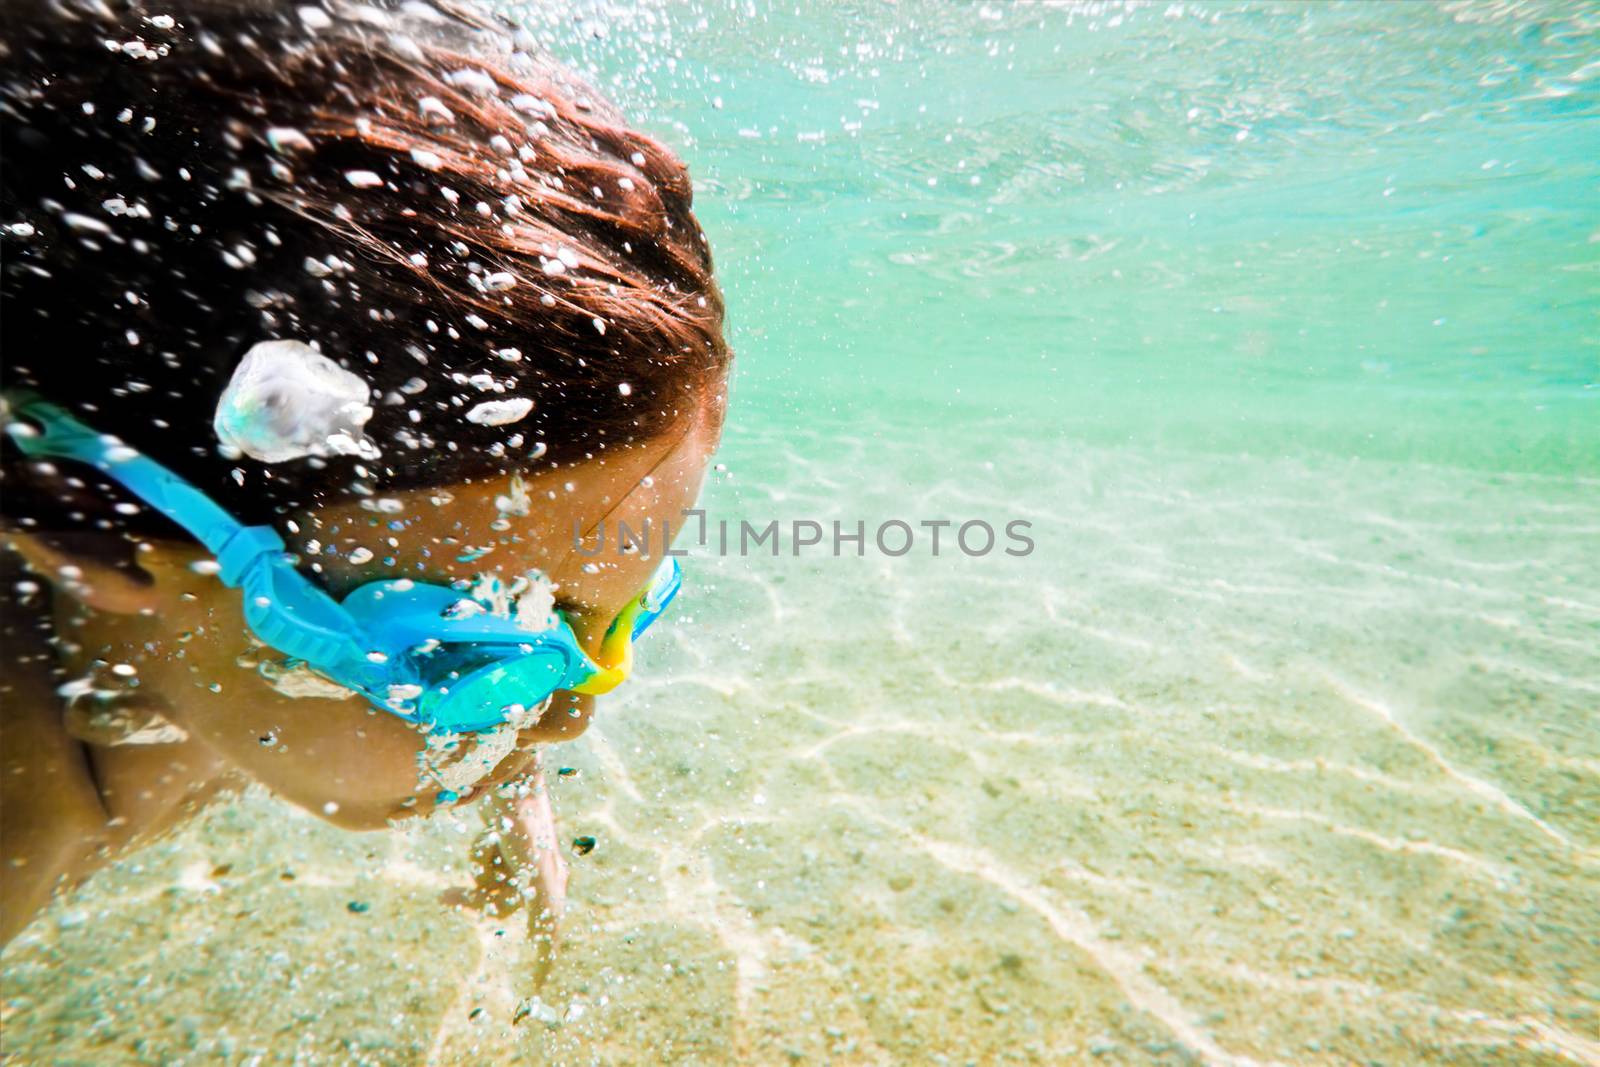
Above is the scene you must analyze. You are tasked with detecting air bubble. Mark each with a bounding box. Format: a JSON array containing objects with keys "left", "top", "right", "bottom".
[
  {"left": 418, "top": 96, "right": 456, "bottom": 125},
  {"left": 466, "top": 398, "right": 533, "bottom": 426}
]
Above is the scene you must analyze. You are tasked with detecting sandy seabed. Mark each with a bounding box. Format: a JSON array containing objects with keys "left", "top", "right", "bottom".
[{"left": 4, "top": 415, "right": 1596, "bottom": 1066}]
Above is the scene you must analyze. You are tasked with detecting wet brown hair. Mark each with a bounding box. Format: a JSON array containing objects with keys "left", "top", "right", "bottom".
[{"left": 1, "top": 0, "right": 728, "bottom": 539}]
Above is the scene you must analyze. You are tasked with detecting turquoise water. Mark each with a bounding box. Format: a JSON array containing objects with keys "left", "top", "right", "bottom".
[
  {"left": 569, "top": 0, "right": 1598, "bottom": 470},
  {"left": 4, "top": 2, "right": 1597, "bottom": 1064}
]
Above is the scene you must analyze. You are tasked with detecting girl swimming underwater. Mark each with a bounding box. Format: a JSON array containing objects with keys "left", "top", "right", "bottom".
[{"left": 0, "top": 0, "right": 728, "bottom": 964}]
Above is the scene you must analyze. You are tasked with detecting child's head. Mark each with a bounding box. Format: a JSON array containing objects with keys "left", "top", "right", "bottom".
[{"left": 1, "top": 0, "right": 728, "bottom": 753}]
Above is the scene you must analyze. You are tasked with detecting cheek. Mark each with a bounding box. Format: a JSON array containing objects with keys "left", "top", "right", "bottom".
[
  {"left": 567, "top": 454, "right": 710, "bottom": 628},
  {"left": 555, "top": 486, "right": 701, "bottom": 626},
  {"left": 526, "top": 692, "right": 593, "bottom": 741}
]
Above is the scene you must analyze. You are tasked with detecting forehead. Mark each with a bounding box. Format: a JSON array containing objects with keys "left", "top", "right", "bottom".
[{"left": 297, "top": 416, "right": 717, "bottom": 611}]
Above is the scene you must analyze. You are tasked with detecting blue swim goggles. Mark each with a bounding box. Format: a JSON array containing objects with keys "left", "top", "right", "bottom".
[{"left": 5, "top": 398, "right": 681, "bottom": 734}]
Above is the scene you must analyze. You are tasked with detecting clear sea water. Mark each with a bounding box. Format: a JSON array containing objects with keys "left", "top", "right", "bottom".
[{"left": 4, "top": 2, "right": 1596, "bottom": 1064}]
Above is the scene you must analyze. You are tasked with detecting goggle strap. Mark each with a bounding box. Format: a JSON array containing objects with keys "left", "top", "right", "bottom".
[
  {"left": 216, "top": 525, "right": 289, "bottom": 587},
  {"left": 6, "top": 397, "right": 262, "bottom": 573},
  {"left": 6, "top": 398, "right": 369, "bottom": 672}
]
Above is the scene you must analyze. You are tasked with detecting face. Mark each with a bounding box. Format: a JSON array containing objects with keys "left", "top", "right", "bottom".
[{"left": 34, "top": 406, "right": 720, "bottom": 828}]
